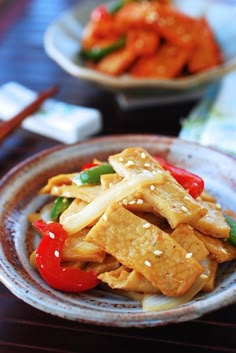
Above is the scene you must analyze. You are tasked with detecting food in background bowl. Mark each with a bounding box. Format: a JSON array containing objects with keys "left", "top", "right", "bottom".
[{"left": 79, "top": 0, "right": 223, "bottom": 78}]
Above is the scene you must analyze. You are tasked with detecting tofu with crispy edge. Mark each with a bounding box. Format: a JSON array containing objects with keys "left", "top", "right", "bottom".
[
  {"left": 86, "top": 202, "right": 205, "bottom": 297},
  {"left": 108, "top": 147, "right": 207, "bottom": 228}
]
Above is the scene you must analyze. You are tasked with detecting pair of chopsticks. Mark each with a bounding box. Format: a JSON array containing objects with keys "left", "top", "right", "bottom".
[{"left": 0, "top": 84, "right": 59, "bottom": 142}]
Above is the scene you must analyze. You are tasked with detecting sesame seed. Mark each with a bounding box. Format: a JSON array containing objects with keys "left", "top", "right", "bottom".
[
  {"left": 62, "top": 197, "right": 68, "bottom": 203},
  {"left": 186, "top": 252, "right": 192, "bottom": 259},
  {"left": 128, "top": 200, "right": 136, "bottom": 205},
  {"left": 181, "top": 206, "right": 188, "bottom": 212},
  {"left": 54, "top": 250, "right": 60, "bottom": 258},
  {"left": 141, "top": 152, "right": 146, "bottom": 159},
  {"left": 49, "top": 231, "right": 55, "bottom": 239},
  {"left": 150, "top": 184, "right": 155, "bottom": 191},
  {"left": 146, "top": 11, "right": 158, "bottom": 23},
  {"left": 122, "top": 199, "right": 128, "bottom": 205},
  {"left": 200, "top": 274, "right": 208, "bottom": 279},
  {"left": 119, "top": 157, "right": 124, "bottom": 161},
  {"left": 216, "top": 203, "right": 221, "bottom": 209},
  {"left": 154, "top": 249, "right": 163, "bottom": 256},
  {"left": 144, "top": 162, "right": 151, "bottom": 167},
  {"left": 144, "top": 260, "right": 151, "bottom": 267},
  {"left": 143, "top": 222, "right": 151, "bottom": 229},
  {"left": 125, "top": 160, "right": 134, "bottom": 167},
  {"left": 109, "top": 182, "right": 114, "bottom": 188},
  {"left": 102, "top": 214, "right": 108, "bottom": 221},
  {"left": 137, "top": 199, "right": 144, "bottom": 205}
]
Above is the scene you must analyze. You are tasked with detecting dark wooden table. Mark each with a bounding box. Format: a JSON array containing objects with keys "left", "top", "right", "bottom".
[{"left": 1, "top": 1, "right": 236, "bottom": 352}]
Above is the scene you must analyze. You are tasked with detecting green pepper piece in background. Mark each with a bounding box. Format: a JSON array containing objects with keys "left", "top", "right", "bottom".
[
  {"left": 80, "top": 36, "right": 126, "bottom": 63},
  {"left": 73, "top": 164, "right": 115, "bottom": 186},
  {"left": 107, "top": 0, "right": 126, "bottom": 14},
  {"left": 51, "top": 197, "right": 73, "bottom": 221},
  {"left": 224, "top": 213, "right": 236, "bottom": 247}
]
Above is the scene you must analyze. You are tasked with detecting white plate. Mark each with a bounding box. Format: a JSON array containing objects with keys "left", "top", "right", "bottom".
[
  {"left": 0, "top": 134, "right": 236, "bottom": 327},
  {"left": 44, "top": 0, "right": 236, "bottom": 92}
]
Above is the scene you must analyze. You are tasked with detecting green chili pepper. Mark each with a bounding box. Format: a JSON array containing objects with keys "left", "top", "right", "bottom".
[
  {"left": 224, "top": 213, "right": 236, "bottom": 247},
  {"left": 73, "top": 164, "right": 115, "bottom": 186},
  {"left": 107, "top": 0, "right": 126, "bottom": 14},
  {"left": 51, "top": 196, "right": 73, "bottom": 221},
  {"left": 80, "top": 36, "right": 126, "bottom": 63}
]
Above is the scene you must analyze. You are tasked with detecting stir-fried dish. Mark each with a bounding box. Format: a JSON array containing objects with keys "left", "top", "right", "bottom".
[
  {"left": 29, "top": 147, "right": 236, "bottom": 311},
  {"left": 79, "top": 0, "right": 223, "bottom": 78}
]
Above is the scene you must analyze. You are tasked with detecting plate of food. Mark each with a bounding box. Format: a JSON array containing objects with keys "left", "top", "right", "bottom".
[
  {"left": 44, "top": 0, "right": 236, "bottom": 92},
  {"left": 0, "top": 134, "right": 236, "bottom": 327}
]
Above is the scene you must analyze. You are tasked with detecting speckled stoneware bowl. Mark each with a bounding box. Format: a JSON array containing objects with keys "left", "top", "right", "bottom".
[{"left": 0, "top": 134, "right": 236, "bottom": 327}]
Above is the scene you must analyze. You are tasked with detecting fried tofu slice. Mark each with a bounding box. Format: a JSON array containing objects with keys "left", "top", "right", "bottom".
[
  {"left": 62, "top": 227, "right": 106, "bottom": 263},
  {"left": 85, "top": 254, "right": 120, "bottom": 275},
  {"left": 108, "top": 147, "right": 207, "bottom": 229},
  {"left": 86, "top": 202, "right": 204, "bottom": 296},
  {"left": 50, "top": 184, "right": 103, "bottom": 202},
  {"left": 40, "top": 173, "right": 77, "bottom": 193},
  {"left": 192, "top": 200, "right": 230, "bottom": 239},
  {"left": 98, "top": 266, "right": 160, "bottom": 294},
  {"left": 171, "top": 224, "right": 209, "bottom": 262},
  {"left": 194, "top": 230, "right": 236, "bottom": 263},
  {"left": 201, "top": 256, "right": 218, "bottom": 292}
]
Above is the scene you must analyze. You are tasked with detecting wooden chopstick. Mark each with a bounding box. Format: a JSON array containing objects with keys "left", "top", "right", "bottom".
[{"left": 0, "top": 84, "right": 59, "bottom": 142}]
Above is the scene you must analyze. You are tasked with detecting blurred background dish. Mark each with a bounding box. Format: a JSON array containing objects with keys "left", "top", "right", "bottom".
[{"left": 44, "top": 0, "right": 236, "bottom": 105}]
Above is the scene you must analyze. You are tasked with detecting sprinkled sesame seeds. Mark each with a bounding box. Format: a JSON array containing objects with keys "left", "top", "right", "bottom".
[
  {"left": 49, "top": 231, "right": 55, "bottom": 239},
  {"left": 144, "top": 260, "right": 151, "bottom": 267},
  {"left": 102, "top": 214, "right": 108, "bottom": 221},
  {"left": 143, "top": 222, "right": 151, "bottom": 229},
  {"left": 181, "top": 205, "right": 188, "bottom": 212},
  {"left": 150, "top": 184, "right": 155, "bottom": 191},
  {"left": 141, "top": 152, "right": 146, "bottom": 159},
  {"left": 119, "top": 157, "right": 124, "bottom": 161},
  {"left": 154, "top": 249, "right": 163, "bottom": 256},
  {"left": 144, "top": 162, "right": 151, "bottom": 167},
  {"left": 128, "top": 200, "right": 136, "bottom": 205},
  {"left": 125, "top": 160, "right": 135, "bottom": 167},
  {"left": 54, "top": 250, "right": 60, "bottom": 258},
  {"left": 137, "top": 199, "right": 144, "bottom": 205},
  {"left": 122, "top": 199, "right": 128, "bottom": 205},
  {"left": 186, "top": 252, "right": 192, "bottom": 259},
  {"left": 200, "top": 274, "right": 208, "bottom": 279}
]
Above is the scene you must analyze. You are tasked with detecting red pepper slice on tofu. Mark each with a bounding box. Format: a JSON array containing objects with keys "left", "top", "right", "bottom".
[{"left": 153, "top": 157, "right": 204, "bottom": 198}]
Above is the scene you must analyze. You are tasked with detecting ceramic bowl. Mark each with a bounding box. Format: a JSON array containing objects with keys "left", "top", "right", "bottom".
[{"left": 0, "top": 134, "right": 236, "bottom": 327}]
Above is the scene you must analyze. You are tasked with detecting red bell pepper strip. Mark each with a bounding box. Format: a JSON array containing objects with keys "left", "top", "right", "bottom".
[
  {"left": 34, "top": 219, "right": 99, "bottom": 292},
  {"left": 153, "top": 156, "right": 204, "bottom": 198}
]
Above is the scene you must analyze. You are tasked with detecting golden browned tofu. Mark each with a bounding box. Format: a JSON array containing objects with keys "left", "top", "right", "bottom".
[
  {"left": 40, "top": 173, "right": 77, "bottom": 193},
  {"left": 98, "top": 266, "right": 160, "bottom": 294},
  {"left": 194, "top": 230, "right": 236, "bottom": 263},
  {"left": 109, "top": 147, "right": 207, "bottom": 228},
  {"left": 171, "top": 224, "right": 209, "bottom": 262},
  {"left": 192, "top": 200, "right": 230, "bottom": 238},
  {"left": 85, "top": 254, "right": 120, "bottom": 275},
  {"left": 50, "top": 184, "right": 103, "bottom": 202},
  {"left": 86, "top": 202, "right": 204, "bottom": 296},
  {"left": 62, "top": 228, "right": 106, "bottom": 263},
  {"left": 202, "top": 256, "right": 218, "bottom": 292}
]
